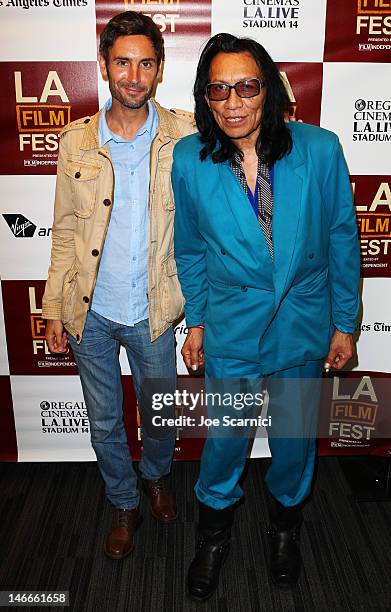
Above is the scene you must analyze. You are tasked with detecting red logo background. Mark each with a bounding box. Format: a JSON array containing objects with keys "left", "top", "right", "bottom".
[
  {"left": 324, "top": 0, "right": 391, "bottom": 62},
  {"left": 0, "top": 62, "right": 99, "bottom": 175}
]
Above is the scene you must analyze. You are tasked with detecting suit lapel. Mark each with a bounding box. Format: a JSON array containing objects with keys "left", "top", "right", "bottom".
[
  {"left": 218, "top": 161, "right": 268, "bottom": 257},
  {"left": 272, "top": 140, "right": 305, "bottom": 305}
]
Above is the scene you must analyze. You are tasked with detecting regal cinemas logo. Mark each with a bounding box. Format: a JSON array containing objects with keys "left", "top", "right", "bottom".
[
  {"left": 242, "top": 0, "right": 300, "bottom": 30},
  {"left": 329, "top": 376, "right": 378, "bottom": 441},
  {"left": 40, "top": 399, "right": 89, "bottom": 435},
  {"left": 353, "top": 98, "right": 391, "bottom": 142},
  {"left": 15, "top": 70, "right": 70, "bottom": 156},
  {"left": 357, "top": 0, "right": 391, "bottom": 36}
]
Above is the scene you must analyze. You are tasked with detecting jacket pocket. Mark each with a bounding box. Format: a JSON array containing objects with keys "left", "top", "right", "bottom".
[
  {"left": 157, "top": 154, "right": 175, "bottom": 210},
  {"left": 291, "top": 268, "right": 329, "bottom": 294},
  {"left": 159, "top": 252, "right": 185, "bottom": 321},
  {"left": 61, "top": 264, "right": 79, "bottom": 324},
  {"left": 65, "top": 160, "right": 101, "bottom": 218},
  {"left": 158, "top": 170, "right": 175, "bottom": 211}
]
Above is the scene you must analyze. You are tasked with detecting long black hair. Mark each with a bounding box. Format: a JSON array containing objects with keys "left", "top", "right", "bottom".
[{"left": 194, "top": 33, "right": 292, "bottom": 165}]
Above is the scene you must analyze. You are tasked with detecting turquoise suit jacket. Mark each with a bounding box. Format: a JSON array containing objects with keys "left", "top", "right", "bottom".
[{"left": 172, "top": 122, "right": 360, "bottom": 374}]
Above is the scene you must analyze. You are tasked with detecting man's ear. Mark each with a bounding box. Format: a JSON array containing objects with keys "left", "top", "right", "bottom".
[
  {"left": 156, "top": 60, "right": 163, "bottom": 81},
  {"left": 98, "top": 53, "right": 108, "bottom": 81}
]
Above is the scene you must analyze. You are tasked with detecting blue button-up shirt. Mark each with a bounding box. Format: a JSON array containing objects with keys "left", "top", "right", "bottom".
[{"left": 91, "top": 99, "right": 158, "bottom": 325}]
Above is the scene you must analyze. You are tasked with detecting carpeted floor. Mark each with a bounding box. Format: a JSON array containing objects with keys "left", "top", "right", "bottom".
[{"left": 0, "top": 457, "right": 390, "bottom": 612}]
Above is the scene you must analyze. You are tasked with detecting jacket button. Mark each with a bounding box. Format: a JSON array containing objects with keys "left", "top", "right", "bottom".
[
  {"left": 221, "top": 248, "right": 226, "bottom": 255},
  {"left": 103, "top": 198, "right": 111, "bottom": 206},
  {"left": 74, "top": 171, "right": 81, "bottom": 179},
  {"left": 91, "top": 249, "right": 99, "bottom": 257},
  {"left": 84, "top": 118, "right": 90, "bottom": 124},
  {"left": 241, "top": 286, "right": 248, "bottom": 292},
  {"left": 76, "top": 334, "right": 80, "bottom": 341},
  {"left": 83, "top": 296, "right": 89, "bottom": 303},
  {"left": 309, "top": 253, "right": 314, "bottom": 259}
]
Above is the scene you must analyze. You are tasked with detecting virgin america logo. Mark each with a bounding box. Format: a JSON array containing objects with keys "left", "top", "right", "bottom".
[{"left": 3, "top": 214, "right": 36, "bottom": 237}]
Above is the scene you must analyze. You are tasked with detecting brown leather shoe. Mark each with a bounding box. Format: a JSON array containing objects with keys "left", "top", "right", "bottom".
[
  {"left": 142, "top": 477, "right": 177, "bottom": 523},
  {"left": 104, "top": 507, "right": 142, "bottom": 560}
]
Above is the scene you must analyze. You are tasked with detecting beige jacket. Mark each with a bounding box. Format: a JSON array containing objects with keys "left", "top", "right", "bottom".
[{"left": 42, "top": 99, "right": 195, "bottom": 342}]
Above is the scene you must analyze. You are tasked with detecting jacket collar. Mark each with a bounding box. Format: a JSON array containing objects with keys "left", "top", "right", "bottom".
[{"left": 80, "top": 98, "right": 184, "bottom": 151}]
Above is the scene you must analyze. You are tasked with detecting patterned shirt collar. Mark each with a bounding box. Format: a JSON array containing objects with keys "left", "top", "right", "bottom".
[{"left": 230, "top": 153, "right": 274, "bottom": 258}]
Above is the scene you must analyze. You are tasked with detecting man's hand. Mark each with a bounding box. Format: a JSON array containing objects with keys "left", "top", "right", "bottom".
[
  {"left": 324, "top": 330, "right": 354, "bottom": 371},
  {"left": 45, "top": 319, "right": 68, "bottom": 354},
  {"left": 284, "top": 113, "right": 303, "bottom": 123},
  {"left": 182, "top": 327, "right": 205, "bottom": 372}
]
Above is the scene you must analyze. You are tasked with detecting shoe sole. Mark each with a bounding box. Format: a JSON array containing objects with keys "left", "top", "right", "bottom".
[{"left": 103, "top": 515, "right": 143, "bottom": 560}]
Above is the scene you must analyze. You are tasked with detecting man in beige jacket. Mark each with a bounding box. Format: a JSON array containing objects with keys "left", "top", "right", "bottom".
[{"left": 42, "top": 11, "right": 194, "bottom": 559}]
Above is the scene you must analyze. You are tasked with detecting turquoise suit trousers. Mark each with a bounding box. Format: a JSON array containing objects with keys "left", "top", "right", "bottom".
[{"left": 195, "top": 357, "right": 324, "bottom": 510}]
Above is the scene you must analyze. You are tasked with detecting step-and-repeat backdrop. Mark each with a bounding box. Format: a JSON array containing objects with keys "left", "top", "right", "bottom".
[{"left": 1, "top": 0, "right": 391, "bottom": 461}]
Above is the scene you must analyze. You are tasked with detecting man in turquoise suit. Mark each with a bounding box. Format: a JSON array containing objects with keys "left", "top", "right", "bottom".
[{"left": 172, "top": 33, "right": 360, "bottom": 600}]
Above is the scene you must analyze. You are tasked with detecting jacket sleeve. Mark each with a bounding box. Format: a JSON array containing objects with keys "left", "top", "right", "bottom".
[
  {"left": 42, "top": 132, "right": 76, "bottom": 320},
  {"left": 172, "top": 145, "right": 208, "bottom": 327},
  {"left": 324, "top": 137, "right": 360, "bottom": 333}
]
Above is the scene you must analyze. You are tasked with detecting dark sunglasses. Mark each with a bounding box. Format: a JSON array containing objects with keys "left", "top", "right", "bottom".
[{"left": 205, "top": 78, "right": 266, "bottom": 101}]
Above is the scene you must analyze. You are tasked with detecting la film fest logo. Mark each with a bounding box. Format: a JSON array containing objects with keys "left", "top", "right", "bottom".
[
  {"left": 324, "top": 0, "right": 391, "bottom": 60},
  {"left": 29, "top": 287, "right": 52, "bottom": 357},
  {"left": 353, "top": 98, "right": 391, "bottom": 142},
  {"left": 242, "top": 0, "right": 300, "bottom": 30},
  {"left": 96, "top": 0, "right": 211, "bottom": 59},
  {"left": 112, "top": 0, "right": 212, "bottom": 38},
  {"left": 329, "top": 376, "right": 378, "bottom": 444},
  {"left": 29, "top": 286, "right": 76, "bottom": 366},
  {"left": 123, "top": 0, "right": 181, "bottom": 34},
  {"left": 40, "top": 399, "right": 89, "bottom": 434},
  {"left": 357, "top": 0, "right": 391, "bottom": 50},
  {"left": 352, "top": 178, "right": 391, "bottom": 264},
  {"left": 0, "top": 61, "right": 98, "bottom": 174},
  {"left": 14, "top": 70, "right": 71, "bottom": 165}
]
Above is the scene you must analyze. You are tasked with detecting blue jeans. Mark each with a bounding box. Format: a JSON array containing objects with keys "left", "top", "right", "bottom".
[{"left": 68, "top": 310, "right": 176, "bottom": 509}]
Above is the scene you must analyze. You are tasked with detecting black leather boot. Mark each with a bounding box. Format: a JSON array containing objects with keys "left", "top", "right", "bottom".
[
  {"left": 268, "top": 497, "right": 303, "bottom": 588},
  {"left": 187, "top": 501, "right": 234, "bottom": 601}
]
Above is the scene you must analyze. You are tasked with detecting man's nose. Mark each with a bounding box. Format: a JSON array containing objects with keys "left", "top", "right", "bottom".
[
  {"left": 224, "top": 87, "right": 243, "bottom": 108},
  {"left": 127, "top": 64, "right": 140, "bottom": 83}
]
